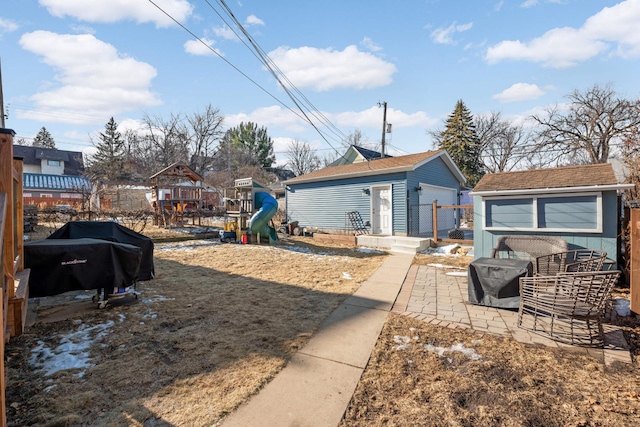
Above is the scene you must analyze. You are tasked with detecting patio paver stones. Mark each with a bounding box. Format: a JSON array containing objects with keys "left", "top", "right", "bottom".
[{"left": 393, "top": 264, "right": 632, "bottom": 366}]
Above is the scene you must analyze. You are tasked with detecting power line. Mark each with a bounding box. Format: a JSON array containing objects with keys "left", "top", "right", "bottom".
[
  {"left": 147, "top": 0, "right": 348, "bottom": 158},
  {"left": 208, "top": 0, "right": 348, "bottom": 150}
]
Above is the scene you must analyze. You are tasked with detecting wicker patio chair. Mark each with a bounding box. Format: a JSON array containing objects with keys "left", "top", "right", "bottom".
[
  {"left": 490, "top": 235, "right": 568, "bottom": 270},
  {"left": 535, "top": 250, "right": 608, "bottom": 276},
  {"left": 517, "top": 270, "right": 620, "bottom": 347}
]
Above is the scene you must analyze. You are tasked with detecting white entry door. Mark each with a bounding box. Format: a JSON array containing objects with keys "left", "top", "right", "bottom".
[{"left": 371, "top": 186, "right": 392, "bottom": 235}]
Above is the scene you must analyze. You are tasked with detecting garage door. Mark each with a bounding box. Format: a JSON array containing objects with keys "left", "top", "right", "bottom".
[{"left": 418, "top": 184, "right": 457, "bottom": 234}]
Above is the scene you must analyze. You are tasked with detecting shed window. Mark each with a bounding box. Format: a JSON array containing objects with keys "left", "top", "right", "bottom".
[
  {"left": 486, "top": 198, "right": 533, "bottom": 228},
  {"left": 484, "top": 193, "right": 601, "bottom": 233}
]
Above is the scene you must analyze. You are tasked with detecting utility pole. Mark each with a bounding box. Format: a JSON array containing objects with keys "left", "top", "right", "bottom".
[{"left": 378, "top": 101, "right": 387, "bottom": 158}]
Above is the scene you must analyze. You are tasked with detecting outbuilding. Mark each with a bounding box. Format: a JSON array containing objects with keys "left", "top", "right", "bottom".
[
  {"left": 470, "top": 163, "right": 634, "bottom": 265},
  {"left": 284, "top": 150, "right": 466, "bottom": 237}
]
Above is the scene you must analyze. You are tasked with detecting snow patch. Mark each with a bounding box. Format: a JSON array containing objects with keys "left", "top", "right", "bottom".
[
  {"left": 356, "top": 247, "right": 385, "bottom": 254},
  {"left": 423, "top": 342, "right": 482, "bottom": 361},
  {"left": 29, "top": 321, "right": 115, "bottom": 377},
  {"left": 613, "top": 298, "right": 631, "bottom": 317}
]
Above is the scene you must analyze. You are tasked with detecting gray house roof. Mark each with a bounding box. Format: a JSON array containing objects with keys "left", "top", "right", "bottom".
[
  {"left": 285, "top": 150, "right": 466, "bottom": 185},
  {"left": 23, "top": 173, "right": 91, "bottom": 191},
  {"left": 13, "top": 145, "right": 85, "bottom": 175}
]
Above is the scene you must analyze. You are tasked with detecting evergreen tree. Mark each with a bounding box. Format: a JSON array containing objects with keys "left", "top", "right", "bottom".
[
  {"left": 220, "top": 122, "right": 275, "bottom": 168},
  {"left": 32, "top": 127, "right": 56, "bottom": 149},
  {"left": 89, "top": 117, "right": 128, "bottom": 182},
  {"left": 438, "top": 100, "right": 484, "bottom": 186}
]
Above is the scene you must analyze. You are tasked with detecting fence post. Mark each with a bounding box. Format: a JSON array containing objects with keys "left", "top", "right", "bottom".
[{"left": 432, "top": 200, "right": 438, "bottom": 242}]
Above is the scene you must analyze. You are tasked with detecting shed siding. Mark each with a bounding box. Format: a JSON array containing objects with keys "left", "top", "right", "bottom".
[
  {"left": 474, "top": 191, "right": 620, "bottom": 264},
  {"left": 287, "top": 173, "right": 407, "bottom": 233}
]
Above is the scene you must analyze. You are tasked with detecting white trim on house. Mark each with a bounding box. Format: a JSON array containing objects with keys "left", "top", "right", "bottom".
[
  {"left": 481, "top": 191, "right": 603, "bottom": 234},
  {"left": 470, "top": 183, "right": 633, "bottom": 197}
]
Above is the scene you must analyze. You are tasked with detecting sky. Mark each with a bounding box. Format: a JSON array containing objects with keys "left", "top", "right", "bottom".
[{"left": 2, "top": 0, "right": 640, "bottom": 167}]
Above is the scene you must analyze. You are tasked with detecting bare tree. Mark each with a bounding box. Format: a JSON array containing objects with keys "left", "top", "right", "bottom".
[
  {"left": 344, "top": 129, "right": 366, "bottom": 147},
  {"left": 320, "top": 150, "right": 341, "bottom": 167},
  {"left": 476, "top": 112, "right": 531, "bottom": 173},
  {"left": 531, "top": 84, "right": 640, "bottom": 165},
  {"left": 285, "top": 139, "right": 321, "bottom": 176},
  {"left": 141, "top": 112, "right": 190, "bottom": 170},
  {"left": 123, "top": 130, "right": 156, "bottom": 181},
  {"left": 621, "top": 126, "right": 640, "bottom": 202},
  {"left": 187, "top": 104, "right": 225, "bottom": 176}
]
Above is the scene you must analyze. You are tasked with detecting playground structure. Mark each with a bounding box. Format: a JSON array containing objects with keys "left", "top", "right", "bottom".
[
  {"left": 223, "top": 178, "right": 278, "bottom": 244},
  {"left": 150, "top": 163, "right": 220, "bottom": 228}
]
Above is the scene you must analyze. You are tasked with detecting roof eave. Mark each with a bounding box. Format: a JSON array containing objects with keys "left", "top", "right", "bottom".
[
  {"left": 469, "top": 183, "right": 635, "bottom": 196},
  {"left": 284, "top": 165, "right": 414, "bottom": 185}
]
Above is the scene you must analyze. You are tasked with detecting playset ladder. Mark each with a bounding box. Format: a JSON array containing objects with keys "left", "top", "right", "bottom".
[{"left": 346, "top": 211, "right": 369, "bottom": 235}]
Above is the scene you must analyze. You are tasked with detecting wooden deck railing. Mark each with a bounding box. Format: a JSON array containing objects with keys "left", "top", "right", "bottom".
[{"left": 0, "top": 128, "right": 30, "bottom": 427}]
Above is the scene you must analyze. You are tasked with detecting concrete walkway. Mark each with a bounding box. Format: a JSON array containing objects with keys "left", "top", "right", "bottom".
[
  {"left": 222, "top": 257, "right": 632, "bottom": 427},
  {"left": 221, "top": 253, "right": 414, "bottom": 427}
]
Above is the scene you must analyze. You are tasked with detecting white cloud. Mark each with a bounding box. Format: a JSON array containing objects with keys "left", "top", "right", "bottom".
[
  {"left": 39, "top": 0, "right": 194, "bottom": 28},
  {"left": 521, "top": 0, "right": 538, "bottom": 8},
  {"left": 272, "top": 136, "right": 295, "bottom": 163},
  {"left": 430, "top": 22, "right": 473, "bottom": 45},
  {"left": 245, "top": 14, "right": 264, "bottom": 26},
  {"left": 582, "top": 0, "right": 640, "bottom": 58},
  {"left": 69, "top": 24, "right": 96, "bottom": 35},
  {"left": 333, "top": 106, "right": 437, "bottom": 130},
  {"left": 486, "top": 0, "right": 640, "bottom": 67},
  {"left": 18, "top": 31, "right": 161, "bottom": 124},
  {"left": 0, "top": 17, "right": 19, "bottom": 35},
  {"left": 493, "top": 83, "right": 545, "bottom": 103},
  {"left": 184, "top": 38, "right": 221, "bottom": 56},
  {"left": 267, "top": 45, "right": 396, "bottom": 91},
  {"left": 226, "top": 106, "right": 308, "bottom": 133},
  {"left": 225, "top": 104, "right": 436, "bottom": 145},
  {"left": 213, "top": 25, "right": 237, "bottom": 40},
  {"left": 361, "top": 37, "right": 383, "bottom": 52}
]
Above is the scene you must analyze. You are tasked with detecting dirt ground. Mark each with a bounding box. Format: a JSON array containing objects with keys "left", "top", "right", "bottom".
[{"left": 6, "top": 225, "right": 640, "bottom": 426}]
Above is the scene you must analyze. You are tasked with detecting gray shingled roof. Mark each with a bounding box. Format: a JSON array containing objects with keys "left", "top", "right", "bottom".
[
  {"left": 23, "top": 173, "right": 91, "bottom": 191},
  {"left": 13, "top": 145, "right": 86, "bottom": 175}
]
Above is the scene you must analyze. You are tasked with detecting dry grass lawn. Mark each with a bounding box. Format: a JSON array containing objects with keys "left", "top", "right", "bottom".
[
  {"left": 7, "top": 227, "right": 386, "bottom": 426},
  {"left": 341, "top": 314, "right": 640, "bottom": 427},
  {"left": 6, "top": 225, "right": 640, "bottom": 426}
]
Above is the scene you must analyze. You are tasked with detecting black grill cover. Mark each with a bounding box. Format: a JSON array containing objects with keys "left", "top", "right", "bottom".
[
  {"left": 48, "top": 221, "right": 154, "bottom": 280},
  {"left": 25, "top": 238, "right": 142, "bottom": 298},
  {"left": 468, "top": 257, "right": 533, "bottom": 308}
]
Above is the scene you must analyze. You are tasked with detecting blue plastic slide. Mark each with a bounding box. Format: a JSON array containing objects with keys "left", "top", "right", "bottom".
[{"left": 248, "top": 191, "right": 278, "bottom": 243}]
